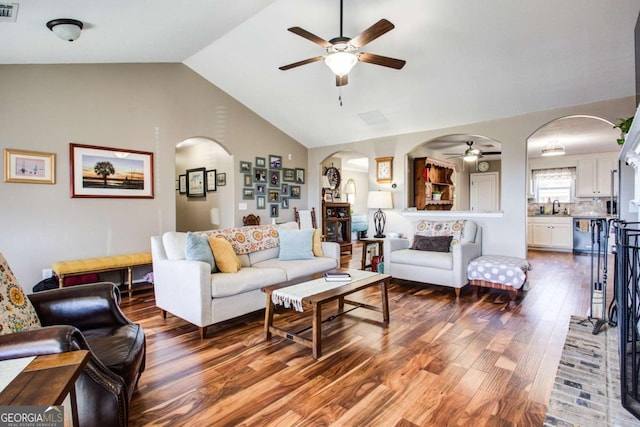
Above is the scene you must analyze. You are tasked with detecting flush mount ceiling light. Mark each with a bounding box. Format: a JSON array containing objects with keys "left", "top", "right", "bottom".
[
  {"left": 541, "top": 142, "right": 566, "bottom": 157},
  {"left": 46, "top": 19, "right": 83, "bottom": 42}
]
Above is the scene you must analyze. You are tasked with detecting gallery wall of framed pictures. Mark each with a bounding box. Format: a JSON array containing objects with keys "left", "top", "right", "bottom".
[
  {"left": 177, "top": 167, "right": 225, "bottom": 197},
  {"left": 240, "top": 155, "right": 304, "bottom": 217}
]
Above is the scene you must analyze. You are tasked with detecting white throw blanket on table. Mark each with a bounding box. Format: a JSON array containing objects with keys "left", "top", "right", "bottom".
[{"left": 272, "top": 270, "right": 379, "bottom": 312}]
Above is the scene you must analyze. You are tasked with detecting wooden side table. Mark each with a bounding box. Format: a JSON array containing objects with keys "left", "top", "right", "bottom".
[
  {"left": 361, "top": 238, "right": 384, "bottom": 271},
  {"left": 0, "top": 350, "right": 90, "bottom": 426}
]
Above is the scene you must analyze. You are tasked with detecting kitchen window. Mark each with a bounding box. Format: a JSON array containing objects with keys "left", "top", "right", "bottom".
[{"left": 531, "top": 167, "right": 576, "bottom": 203}]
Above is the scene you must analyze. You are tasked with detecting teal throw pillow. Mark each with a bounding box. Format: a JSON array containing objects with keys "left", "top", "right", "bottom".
[
  {"left": 278, "top": 228, "right": 315, "bottom": 261},
  {"left": 185, "top": 232, "right": 217, "bottom": 273}
]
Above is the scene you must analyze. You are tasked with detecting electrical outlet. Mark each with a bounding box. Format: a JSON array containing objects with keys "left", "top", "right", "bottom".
[{"left": 42, "top": 268, "right": 53, "bottom": 280}]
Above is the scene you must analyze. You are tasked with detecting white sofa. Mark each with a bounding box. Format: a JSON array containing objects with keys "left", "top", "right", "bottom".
[
  {"left": 150, "top": 225, "right": 340, "bottom": 338},
  {"left": 383, "top": 219, "right": 481, "bottom": 297}
]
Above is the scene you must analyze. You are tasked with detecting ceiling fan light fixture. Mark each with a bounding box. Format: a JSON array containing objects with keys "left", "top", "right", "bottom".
[
  {"left": 463, "top": 153, "right": 479, "bottom": 162},
  {"left": 46, "top": 18, "right": 83, "bottom": 42},
  {"left": 324, "top": 51, "right": 358, "bottom": 76}
]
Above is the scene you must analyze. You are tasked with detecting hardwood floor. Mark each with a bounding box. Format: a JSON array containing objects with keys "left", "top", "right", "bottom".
[{"left": 122, "top": 247, "right": 595, "bottom": 426}]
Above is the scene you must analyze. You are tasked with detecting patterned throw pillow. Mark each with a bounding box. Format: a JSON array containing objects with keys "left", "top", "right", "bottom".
[
  {"left": 415, "top": 220, "right": 466, "bottom": 246},
  {"left": 0, "top": 253, "right": 41, "bottom": 335}
]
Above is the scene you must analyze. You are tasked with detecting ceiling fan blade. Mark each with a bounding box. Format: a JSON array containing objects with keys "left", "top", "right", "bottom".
[
  {"left": 336, "top": 74, "right": 349, "bottom": 86},
  {"left": 358, "top": 52, "right": 406, "bottom": 69},
  {"left": 482, "top": 151, "right": 502, "bottom": 155},
  {"left": 350, "top": 19, "right": 395, "bottom": 48},
  {"left": 287, "top": 27, "right": 332, "bottom": 48},
  {"left": 279, "top": 56, "right": 324, "bottom": 71}
]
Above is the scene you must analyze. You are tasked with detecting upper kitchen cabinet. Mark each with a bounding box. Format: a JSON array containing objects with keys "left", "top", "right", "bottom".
[{"left": 576, "top": 157, "right": 616, "bottom": 198}]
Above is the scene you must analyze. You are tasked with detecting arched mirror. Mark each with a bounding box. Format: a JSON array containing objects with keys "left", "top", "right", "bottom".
[{"left": 407, "top": 134, "right": 502, "bottom": 212}]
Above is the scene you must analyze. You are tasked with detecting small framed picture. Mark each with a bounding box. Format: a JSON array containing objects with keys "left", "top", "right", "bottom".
[
  {"left": 257, "top": 195, "right": 266, "bottom": 209},
  {"left": 186, "top": 167, "right": 206, "bottom": 198},
  {"left": 281, "top": 197, "right": 289, "bottom": 209},
  {"left": 268, "top": 189, "right": 280, "bottom": 202},
  {"left": 290, "top": 185, "right": 301, "bottom": 199},
  {"left": 270, "top": 203, "right": 279, "bottom": 218},
  {"left": 240, "top": 161, "right": 251, "bottom": 173},
  {"left": 324, "top": 192, "right": 334, "bottom": 202},
  {"left": 282, "top": 168, "right": 295, "bottom": 182},
  {"left": 175, "top": 179, "right": 179, "bottom": 191},
  {"left": 254, "top": 167, "right": 267, "bottom": 182},
  {"left": 4, "top": 149, "right": 55, "bottom": 184},
  {"left": 269, "top": 169, "right": 281, "bottom": 187},
  {"left": 206, "top": 169, "right": 217, "bottom": 192},
  {"left": 216, "top": 172, "right": 226, "bottom": 186},
  {"left": 333, "top": 188, "right": 341, "bottom": 199},
  {"left": 243, "top": 173, "right": 253, "bottom": 187},
  {"left": 179, "top": 174, "right": 187, "bottom": 194},
  {"left": 269, "top": 154, "right": 282, "bottom": 169},
  {"left": 255, "top": 183, "right": 266, "bottom": 195},
  {"left": 255, "top": 157, "right": 266, "bottom": 168},
  {"left": 295, "top": 168, "right": 305, "bottom": 184},
  {"left": 243, "top": 188, "right": 254, "bottom": 199},
  {"left": 281, "top": 183, "right": 289, "bottom": 196}
]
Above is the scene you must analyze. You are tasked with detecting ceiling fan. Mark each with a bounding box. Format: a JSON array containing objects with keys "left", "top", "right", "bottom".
[
  {"left": 444, "top": 141, "right": 502, "bottom": 162},
  {"left": 279, "top": 0, "right": 406, "bottom": 86}
]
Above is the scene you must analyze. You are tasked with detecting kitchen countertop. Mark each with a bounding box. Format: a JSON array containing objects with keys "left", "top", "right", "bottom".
[{"left": 528, "top": 214, "right": 610, "bottom": 218}]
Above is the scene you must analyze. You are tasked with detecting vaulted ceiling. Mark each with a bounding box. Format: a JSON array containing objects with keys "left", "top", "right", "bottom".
[{"left": 2, "top": 0, "right": 638, "bottom": 151}]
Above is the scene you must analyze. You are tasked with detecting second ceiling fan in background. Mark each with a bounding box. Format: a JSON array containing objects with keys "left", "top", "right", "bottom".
[{"left": 279, "top": 0, "right": 406, "bottom": 86}]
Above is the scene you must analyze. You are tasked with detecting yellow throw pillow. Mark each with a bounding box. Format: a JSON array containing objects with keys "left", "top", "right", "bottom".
[
  {"left": 312, "top": 229, "right": 324, "bottom": 257},
  {"left": 208, "top": 237, "right": 241, "bottom": 273}
]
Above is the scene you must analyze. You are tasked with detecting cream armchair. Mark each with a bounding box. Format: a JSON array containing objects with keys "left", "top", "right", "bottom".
[{"left": 383, "top": 219, "right": 481, "bottom": 297}]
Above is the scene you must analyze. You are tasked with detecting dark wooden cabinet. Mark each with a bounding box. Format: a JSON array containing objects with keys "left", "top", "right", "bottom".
[
  {"left": 414, "top": 157, "right": 456, "bottom": 210},
  {"left": 322, "top": 202, "right": 352, "bottom": 255}
]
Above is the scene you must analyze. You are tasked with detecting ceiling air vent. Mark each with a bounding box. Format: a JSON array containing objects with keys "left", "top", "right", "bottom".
[{"left": 0, "top": 3, "right": 19, "bottom": 23}]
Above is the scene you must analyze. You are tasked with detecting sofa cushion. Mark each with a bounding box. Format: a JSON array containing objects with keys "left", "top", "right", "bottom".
[
  {"left": 253, "top": 257, "right": 339, "bottom": 281},
  {"left": 208, "top": 237, "right": 242, "bottom": 273},
  {"left": 210, "top": 267, "right": 287, "bottom": 298},
  {"left": 415, "top": 220, "right": 474, "bottom": 246},
  {"left": 162, "top": 232, "right": 187, "bottom": 260},
  {"left": 248, "top": 247, "right": 280, "bottom": 265},
  {"left": 389, "top": 249, "right": 453, "bottom": 270},
  {"left": 312, "top": 229, "right": 324, "bottom": 257},
  {"left": 185, "top": 232, "right": 217, "bottom": 273},
  {"left": 278, "top": 229, "right": 314, "bottom": 260},
  {"left": 411, "top": 235, "right": 453, "bottom": 252},
  {"left": 0, "top": 253, "right": 41, "bottom": 335}
]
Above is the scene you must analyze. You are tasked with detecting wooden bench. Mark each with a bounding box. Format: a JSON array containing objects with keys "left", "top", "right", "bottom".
[{"left": 52, "top": 252, "right": 152, "bottom": 296}]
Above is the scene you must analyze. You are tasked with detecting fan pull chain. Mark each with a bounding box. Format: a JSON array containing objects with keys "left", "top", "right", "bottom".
[{"left": 338, "top": 87, "right": 343, "bottom": 107}]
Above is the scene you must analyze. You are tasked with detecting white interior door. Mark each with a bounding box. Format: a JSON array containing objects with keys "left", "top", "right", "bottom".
[{"left": 470, "top": 172, "right": 499, "bottom": 211}]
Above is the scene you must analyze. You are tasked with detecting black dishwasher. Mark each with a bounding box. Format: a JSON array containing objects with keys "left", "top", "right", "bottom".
[{"left": 573, "top": 217, "right": 606, "bottom": 254}]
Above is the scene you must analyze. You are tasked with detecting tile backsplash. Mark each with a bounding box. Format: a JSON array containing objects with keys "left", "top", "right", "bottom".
[{"left": 528, "top": 199, "right": 608, "bottom": 216}]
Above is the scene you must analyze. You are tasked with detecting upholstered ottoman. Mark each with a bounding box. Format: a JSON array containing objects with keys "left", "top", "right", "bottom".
[{"left": 467, "top": 255, "right": 532, "bottom": 301}]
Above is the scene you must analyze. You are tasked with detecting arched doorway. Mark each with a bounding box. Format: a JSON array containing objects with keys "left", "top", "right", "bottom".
[{"left": 175, "top": 137, "right": 234, "bottom": 231}]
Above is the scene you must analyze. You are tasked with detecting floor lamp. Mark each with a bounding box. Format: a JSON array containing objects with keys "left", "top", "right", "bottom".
[{"left": 367, "top": 191, "right": 393, "bottom": 238}]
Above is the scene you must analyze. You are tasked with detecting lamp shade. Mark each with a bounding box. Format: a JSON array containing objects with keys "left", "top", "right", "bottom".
[
  {"left": 324, "top": 52, "right": 358, "bottom": 76},
  {"left": 210, "top": 207, "right": 220, "bottom": 226},
  {"left": 367, "top": 191, "right": 393, "bottom": 209},
  {"left": 321, "top": 175, "right": 331, "bottom": 189},
  {"left": 344, "top": 181, "right": 356, "bottom": 195}
]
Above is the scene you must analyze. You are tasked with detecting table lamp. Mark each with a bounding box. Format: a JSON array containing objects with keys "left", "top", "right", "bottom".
[{"left": 367, "top": 191, "right": 393, "bottom": 238}]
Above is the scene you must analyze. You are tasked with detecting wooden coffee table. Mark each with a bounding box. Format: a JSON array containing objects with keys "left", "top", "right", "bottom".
[{"left": 261, "top": 269, "right": 390, "bottom": 359}]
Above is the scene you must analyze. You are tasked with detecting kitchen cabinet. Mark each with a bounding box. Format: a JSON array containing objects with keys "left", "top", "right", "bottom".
[
  {"left": 528, "top": 216, "right": 572, "bottom": 250},
  {"left": 577, "top": 158, "right": 615, "bottom": 197}
]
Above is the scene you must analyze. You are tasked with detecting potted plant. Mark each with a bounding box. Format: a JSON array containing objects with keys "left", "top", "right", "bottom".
[
  {"left": 614, "top": 116, "right": 634, "bottom": 145},
  {"left": 432, "top": 190, "right": 443, "bottom": 201}
]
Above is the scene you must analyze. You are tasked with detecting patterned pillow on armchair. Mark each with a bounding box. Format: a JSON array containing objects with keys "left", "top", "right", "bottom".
[
  {"left": 415, "top": 220, "right": 467, "bottom": 246},
  {"left": 0, "top": 253, "right": 41, "bottom": 335}
]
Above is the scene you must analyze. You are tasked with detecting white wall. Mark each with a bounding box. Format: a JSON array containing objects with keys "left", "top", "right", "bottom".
[
  {"left": 0, "top": 63, "right": 308, "bottom": 291},
  {"left": 308, "top": 97, "right": 636, "bottom": 258}
]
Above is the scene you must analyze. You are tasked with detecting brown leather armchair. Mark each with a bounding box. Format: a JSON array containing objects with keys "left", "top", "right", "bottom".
[{"left": 0, "top": 282, "right": 145, "bottom": 427}]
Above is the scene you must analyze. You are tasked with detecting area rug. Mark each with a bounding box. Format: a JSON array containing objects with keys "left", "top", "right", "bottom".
[{"left": 544, "top": 316, "right": 640, "bottom": 426}]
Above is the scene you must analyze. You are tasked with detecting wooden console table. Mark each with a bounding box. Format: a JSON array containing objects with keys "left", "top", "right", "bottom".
[{"left": 0, "top": 350, "right": 89, "bottom": 426}]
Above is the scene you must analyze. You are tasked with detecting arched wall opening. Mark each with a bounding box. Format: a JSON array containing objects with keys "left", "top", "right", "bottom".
[
  {"left": 406, "top": 134, "right": 503, "bottom": 212},
  {"left": 175, "top": 137, "right": 234, "bottom": 231}
]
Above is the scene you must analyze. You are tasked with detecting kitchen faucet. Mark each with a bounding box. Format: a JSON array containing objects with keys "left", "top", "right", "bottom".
[{"left": 552, "top": 199, "right": 560, "bottom": 215}]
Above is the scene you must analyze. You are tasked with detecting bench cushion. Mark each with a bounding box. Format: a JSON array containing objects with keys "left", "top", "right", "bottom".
[
  {"left": 467, "top": 255, "right": 531, "bottom": 289},
  {"left": 52, "top": 253, "right": 152, "bottom": 276}
]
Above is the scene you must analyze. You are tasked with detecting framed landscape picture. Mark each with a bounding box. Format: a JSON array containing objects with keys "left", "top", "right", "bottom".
[
  {"left": 70, "top": 143, "right": 153, "bottom": 198},
  {"left": 4, "top": 149, "right": 55, "bottom": 184},
  {"left": 240, "top": 161, "right": 251, "bottom": 173},
  {"left": 186, "top": 167, "right": 206, "bottom": 197},
  {"left": 243, "top": 188, "right": 254, "bottom": 200}
]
